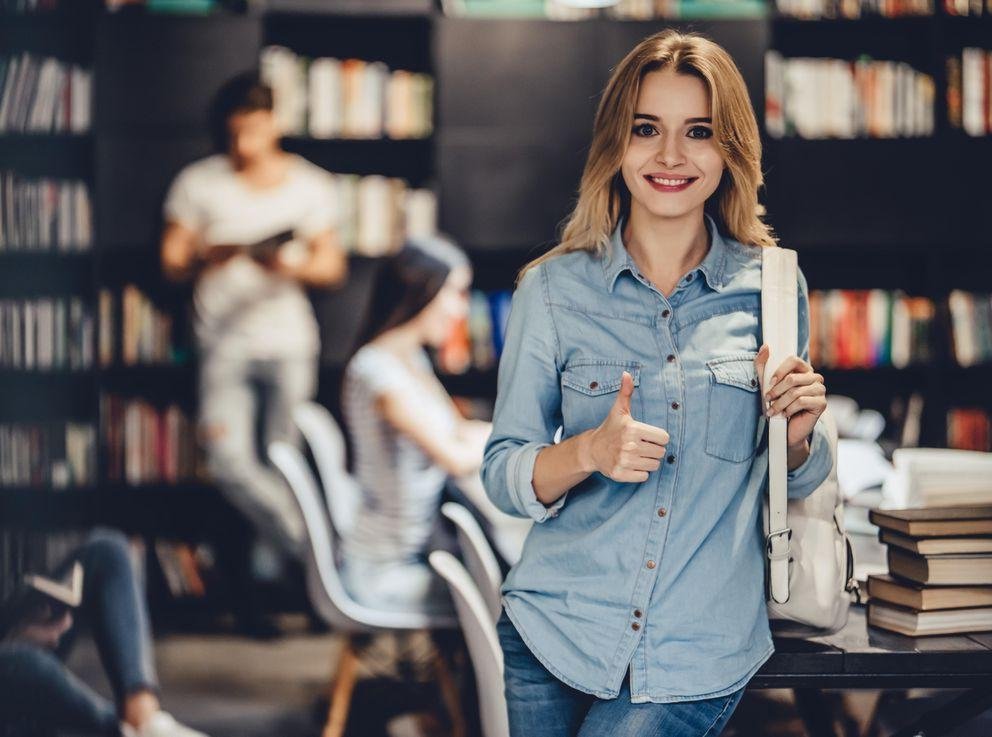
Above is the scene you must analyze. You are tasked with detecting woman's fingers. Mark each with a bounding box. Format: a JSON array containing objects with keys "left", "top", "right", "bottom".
[
  {"left": 781, "top": 394, "right": 826, "bottom": 420},
  {"left": 628, "top": 419, "right": 669, "bottom": 446},
  {"left": 767, "top": 376, "right": 826, "bottom": 416}
]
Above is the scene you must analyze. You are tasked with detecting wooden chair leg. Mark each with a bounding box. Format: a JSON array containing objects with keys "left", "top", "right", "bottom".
[
  {"left": 324, "top": 637, "right": 360, "bottom": 737},
  {"left": 433, "top": 645, "right": 467, "bottom": 737}
]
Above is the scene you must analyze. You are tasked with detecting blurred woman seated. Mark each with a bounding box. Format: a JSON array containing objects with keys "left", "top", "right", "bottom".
[{"left": 339, "top": 237, "right": 492, "bottom": 617}]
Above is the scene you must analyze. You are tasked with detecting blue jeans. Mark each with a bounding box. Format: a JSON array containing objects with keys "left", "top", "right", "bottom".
[
  {"left": 496, "top": 609, "right": 744, "bottom": 737},
  {"left": 0, "top": 529, "right": 159, "bottom": 737}
]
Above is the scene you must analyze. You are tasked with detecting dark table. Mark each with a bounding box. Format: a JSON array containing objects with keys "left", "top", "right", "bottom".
[{"left": 752, "top": 605, "right": 992, "bottom": 737}]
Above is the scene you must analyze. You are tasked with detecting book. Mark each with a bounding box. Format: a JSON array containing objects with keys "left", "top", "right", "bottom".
[
  {"left": 868, "top": 600, "right": 992, "bottom": 636},
  {"left": 868, "top": 573, "right": 992, "bottom": 611},
  {"left": 870, "top": 505, "right": 992, "bottom": 537},
  {"left": 887, "top": 547, "right": 992, "bottom": 586},
  {"left": 0, "top": 561, "right": 83, "bottom": 639},
  {"left": 880, "top": 528, "right": 992, "bottom": 555}
]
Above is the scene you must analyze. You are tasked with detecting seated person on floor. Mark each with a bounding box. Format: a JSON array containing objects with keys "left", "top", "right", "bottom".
[{"left": 0, "top": 528, "right": 208, "bottom": 737}]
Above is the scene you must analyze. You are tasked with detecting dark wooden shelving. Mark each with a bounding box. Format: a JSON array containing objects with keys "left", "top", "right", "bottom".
[{"left": 281, "top": 136, "right": 434, "bottom": 184}]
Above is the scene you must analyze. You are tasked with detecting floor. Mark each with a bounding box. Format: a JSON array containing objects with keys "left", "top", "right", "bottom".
[{"left": 67, "top": 616, "right": 992, "bottom": 737}]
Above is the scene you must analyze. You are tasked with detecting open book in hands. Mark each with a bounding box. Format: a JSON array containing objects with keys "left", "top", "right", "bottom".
[
  {"left": 0, "top": 561, "right": 83, "bottom": 641},
  {"left": 202, "top": 229, "right": 298, "bottom": 269}
]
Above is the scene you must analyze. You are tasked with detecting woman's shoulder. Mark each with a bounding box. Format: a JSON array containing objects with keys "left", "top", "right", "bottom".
[
  {"left": 344, "top": 343, "right": 415, "bottom": 396},
  {"left": 516, "top": 248, "right": 607, "bottom": 302}
]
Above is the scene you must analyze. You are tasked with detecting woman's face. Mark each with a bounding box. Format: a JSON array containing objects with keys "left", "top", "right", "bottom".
[
  {"left": 417, "top": 264, "right": 472, "bottom": 348},
  {"left": 620, "top": 69, "right": 725, "bottom": 223}
]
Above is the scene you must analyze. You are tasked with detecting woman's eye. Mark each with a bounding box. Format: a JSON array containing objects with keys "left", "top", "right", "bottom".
[
  {"left": 633, "top": 123, "right": 657, "bottom": 137},
  {"left": 688, "top": 126, "right": 713, "bottom": 139}
]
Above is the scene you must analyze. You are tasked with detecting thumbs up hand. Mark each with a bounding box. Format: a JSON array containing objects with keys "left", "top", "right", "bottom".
[{"left": 586, "top": 371, "right": 670, "bottom": 484}]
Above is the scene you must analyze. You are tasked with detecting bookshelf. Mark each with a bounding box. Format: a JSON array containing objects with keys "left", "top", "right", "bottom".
[{"left": 765, "top": 4, "right": 992, "bottom": 450}]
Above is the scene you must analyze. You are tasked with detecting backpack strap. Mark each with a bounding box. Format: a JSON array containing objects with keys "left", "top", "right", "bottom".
[{"left": 761, "top": 246, "right": 798, "bottom": 605}]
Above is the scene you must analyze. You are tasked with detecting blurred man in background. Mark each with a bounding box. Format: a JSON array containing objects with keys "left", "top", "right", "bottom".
[{"left": 160, "top": 71, "right": 346, "bottom": 635}]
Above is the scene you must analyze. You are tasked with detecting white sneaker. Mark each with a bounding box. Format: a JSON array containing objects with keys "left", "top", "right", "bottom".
[{"left": 120, "top": 711, "right": 210, "bottom": 737}]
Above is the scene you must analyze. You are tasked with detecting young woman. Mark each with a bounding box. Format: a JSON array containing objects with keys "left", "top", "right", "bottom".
[
  {"left": 339, "top": 238, "right": 493, "bottom": 616},
  {"left": 482, "top": 30, "right": 833, "bottom": 737}
]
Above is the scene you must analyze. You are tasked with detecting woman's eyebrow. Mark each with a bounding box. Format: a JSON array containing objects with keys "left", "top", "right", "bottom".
[{"left": 632, "top": 113, "right": 712, "bottom": 124}]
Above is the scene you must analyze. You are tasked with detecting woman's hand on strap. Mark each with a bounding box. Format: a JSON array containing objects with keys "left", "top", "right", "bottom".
[
  {"left": 754, "top": 343, "right": 827, "bottom": 450},
  {"left": 584, "top": 371, "right": 669, "bottom": 484}
]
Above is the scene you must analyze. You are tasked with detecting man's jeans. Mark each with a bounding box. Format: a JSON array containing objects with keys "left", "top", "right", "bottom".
[
  {"left": 199, "top": 354, "right": 316, "bottom": 555},
  {"left": 496, "top": 609, "right": 744, "bottom": 737}
]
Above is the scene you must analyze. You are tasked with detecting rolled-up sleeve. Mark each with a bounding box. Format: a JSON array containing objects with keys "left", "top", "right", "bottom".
[
  {"left": 786, "top": 265, "right": 835, "bottom": 500},
  {"left": 482, "top": 263, "right": 566, "bottom": 522}
]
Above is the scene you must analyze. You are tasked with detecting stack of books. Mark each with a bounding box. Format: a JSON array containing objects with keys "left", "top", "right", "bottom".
[{"left": 867, "top": 506, "right": 992, "bottom": 636}]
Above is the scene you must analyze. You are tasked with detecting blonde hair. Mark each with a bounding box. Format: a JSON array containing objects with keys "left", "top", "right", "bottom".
[{"left": 520, "top": 29, "right": 776, "bottom": 281}]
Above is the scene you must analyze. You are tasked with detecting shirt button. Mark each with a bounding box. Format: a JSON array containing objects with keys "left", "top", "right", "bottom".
[
  {"left": 667, "top": 455, "right": 676, "bottom": 464},
  {"left": 750, "top": 378, "right": 757, "bottom": 387},
  {"left": 657, "top": 507, "right": 667, "bottom": 517},
  {"left": 661, "top": 309, "right": 671, "bottom": 318},
  {"left": 634, "top": 609, "right": 643, "bottom": 618},
  {"left": 589, "top": 381, "right": 599, "bottom": 389},
  {"left": 671, "top": 401, "right": 679, "bottom": 410},
  {"left": 666, "top": 354, "right": 676, "bottom": 363},
  {"left": 686, "top": 273, "right": 694, "bottom": 280},
  {"left": 631, "top": 622, "right": 641, "bottom": 631},
  {"left": 646, "top": 560, "right": 656, "bottom": 570}
]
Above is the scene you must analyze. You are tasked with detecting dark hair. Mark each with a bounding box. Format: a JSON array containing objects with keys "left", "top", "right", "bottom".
[
  {"left": 356, "top": 244, "right": 452, "bottom": 347},
  {"left": 209, "top": 71, "right": 274, "bottom": 152}
]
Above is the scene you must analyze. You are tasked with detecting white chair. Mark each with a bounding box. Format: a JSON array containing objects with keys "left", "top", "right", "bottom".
[
  {"left": 268, "top": 440, "right": 462, "bottom": 737},
  {"left": 441, "top": 502, "right": 504, "bottom": 623},
  {"left": 292, "top": 401, "right": 361, "bottom": 538},
  {"left": 429, "top": 550, "right": 510, "bottom": 737}
]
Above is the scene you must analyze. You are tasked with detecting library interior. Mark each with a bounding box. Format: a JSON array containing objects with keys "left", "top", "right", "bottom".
[{"left": 1, "top": 0, "right": 992, "bottom": 736}]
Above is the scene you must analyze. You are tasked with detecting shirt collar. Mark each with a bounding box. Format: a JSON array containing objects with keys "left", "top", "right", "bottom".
[{"left": 603, "top": 212, "right": 728, "bottom": 294}]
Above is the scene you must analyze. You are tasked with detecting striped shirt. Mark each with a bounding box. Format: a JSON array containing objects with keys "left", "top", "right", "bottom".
[{"left": 340, "top": 344, "right": 456, "bottom": 563}]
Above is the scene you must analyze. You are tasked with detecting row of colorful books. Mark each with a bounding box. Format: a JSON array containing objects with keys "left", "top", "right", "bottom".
[
  {"left": 0, "top": 53, "right": 91, "bottom": 134},
  {"left": 808, "top": 289, "right": 935, "bottom": 369},
  {"left": 0, "top": 296, "right": 94, "bottom": 371},
  {"left": 948, "top": 290, "right": 992, "bottom": 367},
  {"left": 98, "top": 286, "right": 182, "bottom": 368},
  {"left": 100, "top": 394, "right": 199, "bottom": 486},
  {"left": 447, "top": 0, "right": 765, "bottom": 19},
  {"left": 0, "top": 421, "right": 96, "bottom": 489},
  {"left": 260, "top": 46, "right": 433, "bottom": 141},
  {"left": 948, "top": 408, "right": 991, "bottom": 452},
  {"left": 774, "top": 0, "right": 933, "bottom": 18},
  {"left": 436, "top": 289, "right": 512, "bottom": 375},
  {"left": 946, "top": 49, "right": 992, "bottom": 137},
  {"left": 943, "top": 0, "right": 991, "bottom": 14},
  {"left": 867, "top": 505, "right": 992, "bottom": 636},
  {"left": 332, "top": 173, "right": 437, "bottom": 257},
  {"left": 765, "top": 52, "right": 936, "bottom": 139},
  {"left": 0, "top": 174, "right": 92, "bottom": 252}
]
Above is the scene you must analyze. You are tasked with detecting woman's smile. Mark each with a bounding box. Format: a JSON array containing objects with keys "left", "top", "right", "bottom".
[{"left": 643, "top": 173, "right": 698, "bottom": 193}]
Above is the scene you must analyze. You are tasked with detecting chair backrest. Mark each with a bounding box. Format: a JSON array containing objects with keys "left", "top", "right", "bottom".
[
  {"left": 292, "top": 402, "right": 362, "bottom": 538},
  {"left": 441, "top": 502, "right": 503, "bottom": 623},
  {"left": 269, "top": 440, "right": 456, "bottom": 632},
  {"left": 429, "top": 551, "right": 509, "bottom": 737}
]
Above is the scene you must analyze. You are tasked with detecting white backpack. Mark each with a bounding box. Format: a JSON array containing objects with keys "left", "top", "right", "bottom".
[{"left": 760, "top": 246, "right": 859, "bottom": 637}]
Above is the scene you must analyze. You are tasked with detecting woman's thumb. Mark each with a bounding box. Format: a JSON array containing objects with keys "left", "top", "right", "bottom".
[{"left": 613, "top": 371, "right": 635, "bottom": 415}]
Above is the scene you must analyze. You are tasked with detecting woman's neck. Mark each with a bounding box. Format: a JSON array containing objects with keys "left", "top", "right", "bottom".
[
  {"left": 621, "top": 206, "right": 711, "bottom": 289},
  {"left": 372, "top": 326, "right": 425, "bottom": 361}
]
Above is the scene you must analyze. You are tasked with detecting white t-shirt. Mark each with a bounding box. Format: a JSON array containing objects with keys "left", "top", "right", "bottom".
[
  {"left": 163, "top": 153, "right": 338, "bottom": 359},
  {"left": 341, "top": 344, "right": 459, "bottom": 564}
]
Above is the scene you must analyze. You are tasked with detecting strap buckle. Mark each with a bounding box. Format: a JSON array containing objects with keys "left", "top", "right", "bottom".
[{"left": 766, "top": 527, "right": 792, "bottom": 558}]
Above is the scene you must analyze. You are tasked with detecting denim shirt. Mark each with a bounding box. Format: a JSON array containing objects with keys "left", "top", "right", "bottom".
[{"left": 481, "top": 212, "right": 834, "bottom": 704}]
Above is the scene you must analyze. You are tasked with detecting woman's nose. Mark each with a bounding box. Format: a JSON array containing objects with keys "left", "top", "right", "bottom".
[{"left": 655, "top": 133, "right": 684, "bottom": 167}]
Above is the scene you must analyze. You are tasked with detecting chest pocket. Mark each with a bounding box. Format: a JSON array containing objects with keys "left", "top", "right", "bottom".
[
  {"left": 561, "top": 359, "right": 642, "bottom": 437},
  {"left": 704, "top": 353, "right": 761, "bottom": 463}
]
